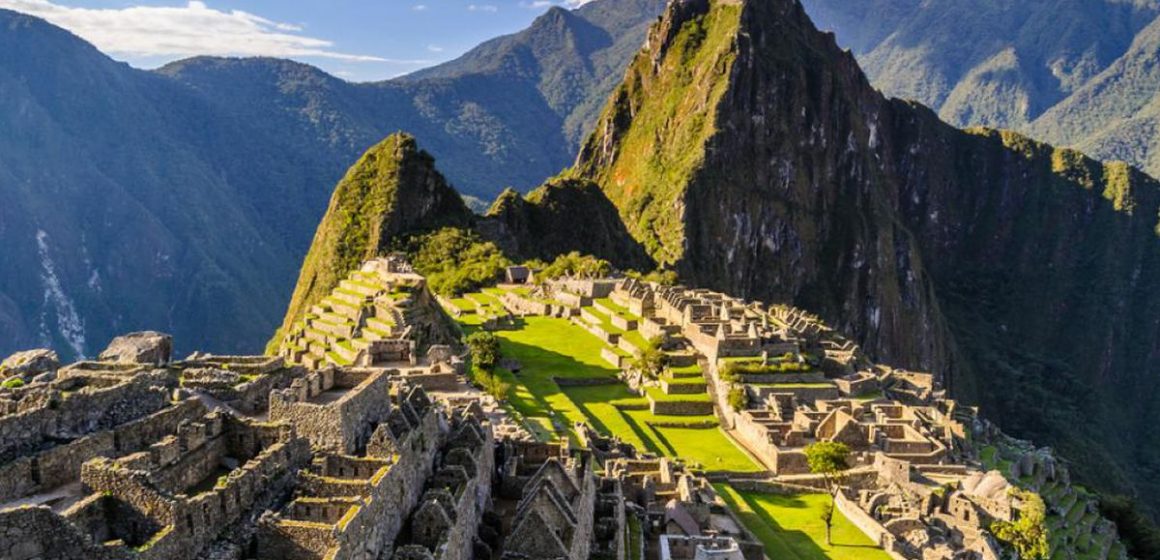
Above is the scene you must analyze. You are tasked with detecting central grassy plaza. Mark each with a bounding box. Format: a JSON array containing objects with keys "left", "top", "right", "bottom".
[
  {"left": 452, "top": 298, "right": 762, "bottom": 473},
  {"left": 715, "top": 485, "right": 892, "bottom": 560}
]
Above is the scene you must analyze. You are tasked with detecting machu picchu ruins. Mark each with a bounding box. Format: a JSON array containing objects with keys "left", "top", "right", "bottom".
[{"left": 0, "top": 257, "right": 1134, "bottom": 560}]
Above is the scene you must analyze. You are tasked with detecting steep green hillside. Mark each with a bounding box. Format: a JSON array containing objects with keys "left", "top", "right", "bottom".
[
  {"left": 566, "top": 0, "right": 1160, "bottom": 513},
  {"left": 574, "top": 0, "right": 742, "bottom": 264},
  {"left": 273, "top": 134, "right": 472, "bottom": 346}
]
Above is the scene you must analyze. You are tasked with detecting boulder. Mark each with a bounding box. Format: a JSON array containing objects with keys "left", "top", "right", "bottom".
[
  {"left": 99, "top": 331, "right": 173, "bottom": 365},
  {"left": 0, "top": 348, "right": 60, "bottom": 379}
]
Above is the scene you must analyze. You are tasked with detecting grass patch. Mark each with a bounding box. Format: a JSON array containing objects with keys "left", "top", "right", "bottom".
[
  {"left": 455, "top": 309, "right": 761, "bottom": 472},
  {"left": 645, "top": 386, "right": 712, "bottom": 403},
  {"left": 715, "top": 485, "right": 891, "bottom": 560}
]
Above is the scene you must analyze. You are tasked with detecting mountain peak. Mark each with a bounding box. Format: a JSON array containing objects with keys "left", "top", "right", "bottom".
[
  {"left": 273, "top": 133, "right": 472, "bottom": 344},
  {"left": 568, "top": 0, "right": 1160, "bottom": 508}
]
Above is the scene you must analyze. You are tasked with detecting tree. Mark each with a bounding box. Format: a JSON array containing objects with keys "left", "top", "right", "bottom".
[
  {"left": 465, "top": 331, "right": 501, "bottom": 371},
  {"left": 630, "top": 337, "right": 667, "bottom": 378},
  {"left": 804, "top": 441, "right": 851, "bottom": 546},
  {"left": 991, "top": 490, "right": 1050, "bottom": 560}
]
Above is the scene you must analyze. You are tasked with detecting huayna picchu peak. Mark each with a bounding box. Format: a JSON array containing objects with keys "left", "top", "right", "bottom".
[
  {"left": 3, "top": 0, "right": 1160, "bottom": 558},
  {"left": 274, "top": 133, "right": 474, "bottom": 349}
]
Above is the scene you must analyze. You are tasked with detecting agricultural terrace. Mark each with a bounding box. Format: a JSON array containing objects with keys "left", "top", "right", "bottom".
[
  {"left": 451, "top": 288, "right": 762, "bottom": 472},
  {"left": 715, "top": 485, "right": 892, "bottom": 560}
]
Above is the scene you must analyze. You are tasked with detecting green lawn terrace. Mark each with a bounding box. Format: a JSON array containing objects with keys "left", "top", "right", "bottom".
[
  {"left": 715, "top": 485, "right": 892, "bottom": 560},
  {"left": 444, "top": 291, "right": 763, "bottom": 473},
  {"left": 277, "top": 262, "right": 422, "bottom": 369}
]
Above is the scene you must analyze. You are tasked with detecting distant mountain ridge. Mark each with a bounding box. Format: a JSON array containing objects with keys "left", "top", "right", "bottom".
[
  {"left": 0, "top": 0, "right": 665, "bottom": 360},
  {"left": 800, "top": 0, "right": 1160, "bottom": 179}
]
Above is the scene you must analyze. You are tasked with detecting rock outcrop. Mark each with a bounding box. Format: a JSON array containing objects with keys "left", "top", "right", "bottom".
[
  {"left": 98, "top": 331, "right": 173, "bottom": 365},
  {"left": 0, "top": 349, "right": 59, "bottom": 380}
]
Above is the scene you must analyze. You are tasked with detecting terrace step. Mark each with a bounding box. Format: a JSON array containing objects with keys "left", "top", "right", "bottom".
[
  {"left": 340, "top": 279, "right": 382, "bottom": 297},
  {"left": 366, "top": 316, "right": 395, "bottom": 332},
  {"left": 321, "top": 296, "right": 361, "bottom": 317},
  {"left": 331, "top": 288, "right": 368, "bottom": 306}
]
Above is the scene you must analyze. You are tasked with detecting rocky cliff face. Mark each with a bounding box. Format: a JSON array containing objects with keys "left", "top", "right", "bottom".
[
  {"left": 274, "top": 133, "right": 473, "bottom": 344},
  {"left": 573, "top": 0, "right": 1160, "bottom": 506}
]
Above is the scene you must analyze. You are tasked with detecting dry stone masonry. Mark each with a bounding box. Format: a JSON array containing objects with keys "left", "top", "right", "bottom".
[{"left": 0, "top": 258, "right": 1131, "bottom": 560}]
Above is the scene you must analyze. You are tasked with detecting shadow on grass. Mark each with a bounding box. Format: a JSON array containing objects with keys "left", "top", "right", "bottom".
[{"left": 715, "top": 485, "right": 887, "bottom": 560}]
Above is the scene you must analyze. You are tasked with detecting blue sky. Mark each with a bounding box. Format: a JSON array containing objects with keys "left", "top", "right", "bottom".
[{"left": 0, "top": 0, "right": 591, "bottom": 81}]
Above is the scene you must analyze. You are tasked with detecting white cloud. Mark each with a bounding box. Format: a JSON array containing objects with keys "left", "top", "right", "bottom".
[
  {"left": 0, "top": 0, "right": 399, "bottom": 63},
  {"left": 411, "top": 4, "right": 427, "bottom": 11},
  {"left": 467, "top": 4, "right": 498, "bottom": 12},
  {"left": 427, "top": 44, "right": 444, "bottom": 53}
]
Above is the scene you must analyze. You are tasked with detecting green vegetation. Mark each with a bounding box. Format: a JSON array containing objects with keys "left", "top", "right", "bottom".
[
  {"left": 464, "top": 331, "right": 511, "bottom": 400},
  {"left": 990, "top": 489, "right": 1050, "bottom": 560},
  {"left": 1098, "top": 494, "right": 1160, "bottom": 559},
  {"left": 727, "top": 386, "right": 748, "bottom": 411},
  {"left": 1, "top": 377, "right": 25, "bottom": 389},
  {"left": 626, "top": 514, "right": 642, "bottom": 560},
  {"left": 530, "top": 252, "right": 612, "bottom": 280},
  {"left": 715, "top": 485, "right": 890, "bottom": 560},
  {"left": 409, "top": 228, "right": 511, "bottom": 296},
  {"left": 272, "top": 134, "right": 472, "bottom": 350},
  {"left": 627, "top": 268, "right": 679, "bottom": 286},
  {"left": 720, "top": 358, "right": 811, "bottom": 382},
  {"left": 575, "top": 1, "right": 743, "bottom": 264},
  {"left": 455, "top": 306, "right": 760, "bottom": 472},
  {"left": 465, "top": 331, "right": 501, "bottom": 370}
]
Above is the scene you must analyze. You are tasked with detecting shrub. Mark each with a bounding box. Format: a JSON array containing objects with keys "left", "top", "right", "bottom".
[
  {"left": 727, "top": 386, "right": 748, "bottom": 411},
  {"left": 478, "top": 372, "right": 512, "bottom": 401},
  {"left": 536, "top": 252, "right": 612, "bottom": 280},
  {"left": 719, "top": 362, "right": 741, "bottom": 383},
  {"left": 1, "top": 377, "right": 25, "bottom": 389},
  {"left": 465, "top": 331, "right": 501, "bottom": 371},
  {"left": 720, "top": 359, "right": 810, "bottom": 379},
  {"left": 990, "top": 489, "right": 1050, "bottom": 560}
]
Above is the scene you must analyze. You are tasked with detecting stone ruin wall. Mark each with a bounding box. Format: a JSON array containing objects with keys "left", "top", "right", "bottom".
[
  {"left": 0, "top": 378, "right": 205, "bottom": 504},
  {"left": 0, "top": 369, "right": 173, "bottom": 462}
]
